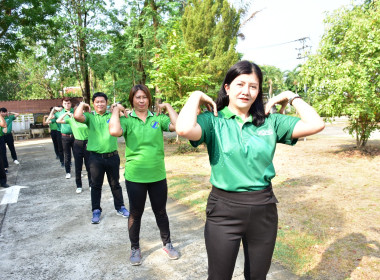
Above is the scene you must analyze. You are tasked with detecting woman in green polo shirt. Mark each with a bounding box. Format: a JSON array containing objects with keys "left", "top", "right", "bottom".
[
  {"left": 176, "top": 60, "right": 325, "bottom": 280},
  {"left": 109, "top": 84, "right": 179, "bottom": 266}
]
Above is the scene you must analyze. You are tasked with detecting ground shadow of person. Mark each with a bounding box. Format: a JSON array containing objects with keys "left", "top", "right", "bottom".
[{"left": 301, "top": 232, "right": 379, "bottom": 279}]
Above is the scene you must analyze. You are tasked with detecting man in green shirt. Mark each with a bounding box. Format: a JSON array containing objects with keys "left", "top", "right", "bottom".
[
  {"left": 74, "top": 92, "right": 129, "bottom": 224},
  {"left": 57, "top": 107, "right": 92, "bottom": 194},
  {"left": 0, "top": 108, "right": 20, "bottom": 165},
  {"left": 43, "top": 108, "right": 63, "bottom": 161},
  {"left": 47, "top": 98, "right": 74, "bottom": 179}
]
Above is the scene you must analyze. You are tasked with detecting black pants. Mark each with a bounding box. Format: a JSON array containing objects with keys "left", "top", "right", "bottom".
[
  {"left": 56, "top": 131, "right": 64, "bottom": 164},
  {"left": 61, "top": 135, "right": 74, "bottom": 173},
  {"left": 4, "top": 133, "right": 17, "bottom": 161},
  {"left": 0, "top": 152, "right": 6, "bottom": 185},
  {"left": 89, "top": 152, "right": 124, "bottom": 212},
  {"left": 205, "top": 193, "right": 278, "bottom": 280},
  {"left": 50, "top": 130, "right": 61, "bottom": 159},
  {"left": 73, "top": 139, "right": 92, "bottom": 189},
  {"left": 0, "top": 136, "right": 8, "bottom": 169},
  {"left": 125, "top": 179, "right": 171, "bottom": 249}
]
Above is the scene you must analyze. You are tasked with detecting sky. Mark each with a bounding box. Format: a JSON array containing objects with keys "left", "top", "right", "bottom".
[{"left": 236, "top": 0, "right": 354, "bottom": 71}]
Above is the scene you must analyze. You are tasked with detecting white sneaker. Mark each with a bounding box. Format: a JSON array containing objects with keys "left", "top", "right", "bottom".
[
  {"left": 76, "top": 188, "right": 82, "bottom": 194},
  {"left": 14, "top": 160, "right": 20, "bottom": 164},
  {"left": 65, "top": 173, "right": 71, "bottom": 179}
]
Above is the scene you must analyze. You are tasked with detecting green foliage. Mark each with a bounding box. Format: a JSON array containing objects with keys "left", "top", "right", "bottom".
[
  {"left": 260, "top": 65, "right": 286, "bottom": 99},
  {"left": 301, "top": 1, "right": 380, "bottom": 148},
  {"left": 0, "top": 0, "right": 60, "bottom": 74},
  {"left": 182, "top": 0, "right": 241, "bottom": 85},
  {"left": 148, "top": 26, "right": 216, "bottom": 111}
]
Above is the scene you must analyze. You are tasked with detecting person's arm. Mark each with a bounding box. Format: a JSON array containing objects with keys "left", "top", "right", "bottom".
[
  {"left": 43, "top": 115, "right": 50, "bottom": 125},
  {"left": 265, "top": 91, "right": 325, "bottom": 138},
  {"left": 176, "top": 91, "right": 217, "bottom": 141},
  {"left": 109, "top": 103, "right": 125, "bottom": 137},
  {"left": 74, "top": 102, "right": 90, "bottom": 123},
  {"left": 57, "top": 112, "right": 71, "bottom": 124},
  {"left": 46, "top": 107, "right": 62, "bottom": 122},
  {"left": 0, "top": 114, "right": 7, "bottom": 128},
  {"left": 157, "top": 103, "right": 178, "bottom": 132},
  {"left": 9, "top": 112, "right": 19, "bottom": 118}
]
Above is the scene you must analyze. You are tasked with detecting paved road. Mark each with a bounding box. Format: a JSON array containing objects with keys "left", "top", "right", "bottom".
[{"left": 0, "top": 138, "right": 298, "bottom": 280}]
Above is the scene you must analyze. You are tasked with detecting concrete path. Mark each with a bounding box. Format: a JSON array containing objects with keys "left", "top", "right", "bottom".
[{"left": 0, "top": 138, "right": 298, "bottom": 280}]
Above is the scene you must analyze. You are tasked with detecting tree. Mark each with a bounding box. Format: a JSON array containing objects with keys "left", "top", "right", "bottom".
[
  {"left": 301, "top": 0, "right": 380, "bottom": 148},
  {"left": 284, "top": 65, "right": 302, "bottom": 95},
  {"left": 0, "top": 0, "right": 60, "bottom": 75},
  {"left": 181, "top": 0, "right": 241, "bottom": 85},
  {"left": 260, "top": 65, "right": 285, "bottom": 99},
  {"left": 148, "top": 27, "right": 216, "bottom": 111}
]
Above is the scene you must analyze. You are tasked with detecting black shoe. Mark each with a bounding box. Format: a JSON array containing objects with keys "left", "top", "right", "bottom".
[
  {"left": 4, "top": 168, "right": 8, "bottom": 174},
  {"left": 61, "top": 162, "right": 64, "bottom": 167},
  {"left": 1, "top": 183, "right": 10, "bottom": 188}
]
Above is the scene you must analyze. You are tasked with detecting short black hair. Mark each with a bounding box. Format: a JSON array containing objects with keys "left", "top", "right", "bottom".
[
  {"left": 0, "top": 108, "right": 7, "bottom": 112},
  {"left": 92, "top": 92, "right": 108, "bottom": 102}
]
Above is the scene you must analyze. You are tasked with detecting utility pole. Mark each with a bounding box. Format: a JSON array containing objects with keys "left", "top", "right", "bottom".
[{"left": 295, "top": 37, "right": 311, "bottom": 60}]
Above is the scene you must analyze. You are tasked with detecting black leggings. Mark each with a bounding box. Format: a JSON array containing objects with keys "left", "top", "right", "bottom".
[
  {"left": 205, "top": 192, "right": 278, "bottom": 280},
  {"left": 125, "top": 179, "right": 171, "bottom": 249}
]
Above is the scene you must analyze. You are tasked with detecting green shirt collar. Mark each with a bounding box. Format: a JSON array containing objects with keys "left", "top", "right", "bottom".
[
  {"left": 131, "top": 109, "right": 154, "bottom": 118},
  {"left": 220, "top": 107, "right": 252, "bottom": 124}
]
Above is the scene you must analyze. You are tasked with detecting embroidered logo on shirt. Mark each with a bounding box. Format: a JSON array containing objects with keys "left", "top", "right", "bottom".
[
  {"left": 257, "top": 129, "right": 273, "bottom": 136},
  {"left": 151, "top": 121, "right": 159, "bottom": 129}
]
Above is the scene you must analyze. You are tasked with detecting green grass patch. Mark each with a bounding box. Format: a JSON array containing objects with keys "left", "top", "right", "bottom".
[{"left": 274, "top": 227, "right": 323, "bottom": 275}]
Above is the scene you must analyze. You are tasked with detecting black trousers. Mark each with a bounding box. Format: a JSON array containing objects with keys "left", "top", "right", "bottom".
[
  {"left": 4, "top": 133, "right": 17, "bottom": 160},
  {"left": 61, "top": 135, "right": 74, "bottom": 173},
  {"left": 50, "top": 130, "right": 61, "bottom": 159},
  {"left": 205, "top": 193, "right": 278, "bottom": 280},
  {"left": 125, "top": 179, "right": 171, "bottom": 249},
  {"left": 0, "top": 151, "right": 6, "bottom": 185},
  {"left": 56, "top": 131, "right": 64, "bottom": 164},
  {"left": 73, "top": 139, "right": 92, "bottom": 189},
  {"left": 0, "top": 136, "right": 8, "bottom": 169},
  {"left": 89, "top": 152, "right": 124, "bottom": 212}
]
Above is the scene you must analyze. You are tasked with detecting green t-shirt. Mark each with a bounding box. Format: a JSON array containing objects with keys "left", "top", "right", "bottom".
[
  {"left": 120, "top": 110, "right": 171, "bottom": 183},
  {"left": 55, "top": 109, "right": 74, "bottom": 134},
  {"left": 190, "top": 107, "right": 300, "bottom": 192},
  {"left": 66, "top": 117, "right": 88, "bottom": 140},
  {"left": 84, "top": 111, "right": 117, "bottom": 153},
  {"left": 49, "top": 122, "right": 58, "bottom": 131},
  {"left": 0, "top": 127, "right": 4, "bottom": 136},
  {"left": 5, "top": 115, "right": 16, "bottom": 133}
]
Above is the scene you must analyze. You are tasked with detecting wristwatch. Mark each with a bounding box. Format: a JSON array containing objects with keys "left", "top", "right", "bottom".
[{"left": 289, "top": 94, "right": 301, "bottom": 106}]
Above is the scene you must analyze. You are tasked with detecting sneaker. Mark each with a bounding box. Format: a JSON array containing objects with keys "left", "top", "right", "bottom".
[
  {"left": 91, "top": 209, "right": 101, "bottom": 224},
  {"left": 4, "top": 168, "right": 8, "bottom": 174},
  {"left": 65, "top": 173, "right": 71, "bottom": 179},
  {"left": 76, "top": 188, "right": 82, "bottom": 194},
  {"left": 130, "top": 248, "right": 142, "bottom": 266},
  {"left": 163, "top": 243, "right": 179, "bottom": 260},
  {"left": 1, "top": 183, "right": 10, "bottom": 188},
  {"left": 116, "top": 206, "right": 130, "bottom": 218},
  {"left": 14, "top": 160, "right": 20, "bottom": 165}
]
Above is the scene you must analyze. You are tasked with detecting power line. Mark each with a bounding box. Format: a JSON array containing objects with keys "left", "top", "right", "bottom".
[{"left": 250, "top": 37, "right": 310, "bottom": 49}]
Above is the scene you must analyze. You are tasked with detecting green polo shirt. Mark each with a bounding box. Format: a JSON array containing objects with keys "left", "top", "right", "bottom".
[
  {"left": 55, "top": 109, "right": 74, "bottom": 134},
  {"left": 65, "top": 117, "right": 88, "bottom": 140},
  {"left": 84, "top": 111, "right": 117, "bottom": 153},
  {"left": 190, "top": 107, "right": 300, "bottom": 192},
  {"left": 120, "top": 110, "right": 171, "bottom": 183},
  {"left": 53, "top": 109, "right": 73, "bottom": 133},
  {"left": 49, "top": 122, "right": 58, "bottom": 131},
  {"left": 5, "top": 115, "right": 16, "bottom": 133}
]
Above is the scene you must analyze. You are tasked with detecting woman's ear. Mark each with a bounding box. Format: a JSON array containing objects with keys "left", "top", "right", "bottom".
[{"left": 224, "top": 84, "right": 230, "bottom": 95}]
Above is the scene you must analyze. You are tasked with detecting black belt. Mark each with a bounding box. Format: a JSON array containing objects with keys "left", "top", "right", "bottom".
[
  {"left": 61, "top": 133, "right": 73, "bottom": 137},
  {"left": 91, "top": 151, "right": 118, "bottom": 158}
]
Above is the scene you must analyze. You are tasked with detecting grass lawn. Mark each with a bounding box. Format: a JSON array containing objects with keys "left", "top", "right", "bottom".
[{"left": 119, "top": 129, "right": 380, "bottom": 280}]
